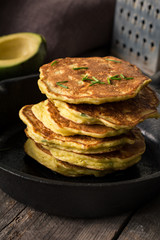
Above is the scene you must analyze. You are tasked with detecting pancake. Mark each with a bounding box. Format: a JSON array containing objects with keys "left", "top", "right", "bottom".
[
  {"left": 54, "top": 86, "right": 160, "bottom": 129},
  {"left": 24, "top": 127, "right": 145, "bottom": 176},
  {"left": 47, "top": 128, "right": 145, "bottom": 171},
  {"left": 38, "top": 56, "right": 151, "bottom": 104},
  {"left": 31, "top": 99, "right": 128, "bottom": 138},
  {"left": 19, "top": 105, "right": 135, "bottom": 154},
  {"left": 25, "top": 138, "right": 111, "bottom": 177}
]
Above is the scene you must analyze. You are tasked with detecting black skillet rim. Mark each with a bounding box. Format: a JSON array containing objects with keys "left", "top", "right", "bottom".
[{"left": 0, "top": 75, "right": 160, "bottom": 189}]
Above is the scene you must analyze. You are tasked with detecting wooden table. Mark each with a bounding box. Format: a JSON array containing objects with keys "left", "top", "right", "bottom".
[{"left": 0, "top": 188, "right": 160, "bottom": 240}]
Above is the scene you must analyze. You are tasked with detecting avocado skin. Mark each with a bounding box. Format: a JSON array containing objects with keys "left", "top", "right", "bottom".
[{"left": 0, "top": 34, "right": 47, "bottom": 80}]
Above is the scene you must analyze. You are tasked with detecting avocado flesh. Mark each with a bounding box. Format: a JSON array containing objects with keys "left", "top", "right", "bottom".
[{"left": 0, "top": 32, "right": 47, "bottom": 79}]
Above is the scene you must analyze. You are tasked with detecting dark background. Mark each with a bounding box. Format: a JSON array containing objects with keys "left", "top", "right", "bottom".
[{"left": 0, "top": 0, "right": 116, "bottom": 62}]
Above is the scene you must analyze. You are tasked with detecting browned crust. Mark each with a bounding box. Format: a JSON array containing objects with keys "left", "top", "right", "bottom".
[
  {"left": 64, "top": 86, "right": 159, "bottom": 128},
  {"left": 20, "top": 105, "right": 135, "bottom": 148},
  {"left": 46, "top": 99, "right": 122, "bottom": 135}
]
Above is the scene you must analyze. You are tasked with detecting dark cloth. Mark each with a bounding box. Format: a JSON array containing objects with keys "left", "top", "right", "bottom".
[{"left": 0, "top": 0, "right": 116, "bottom": 62}]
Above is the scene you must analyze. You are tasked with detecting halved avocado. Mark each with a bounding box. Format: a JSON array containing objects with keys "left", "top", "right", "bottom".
[{"left": 0, "top": 32, "right": 47, "bottom": 80}]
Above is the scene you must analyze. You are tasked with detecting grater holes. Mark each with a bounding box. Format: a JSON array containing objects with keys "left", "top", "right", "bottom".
[
  {"left": 120, "top": 8, "right": 123, "bottom": 14},
  {"left": 148, "top": 4, "right": 152, "bottom": 11},
  {"left": 143, "top": 38, "right": 147, "bottom": 43},
  {"left": 141, "top": 19, "right": 145, "bottom": 25},
  {"left": 135, "top": 33, "right": 139, "bottom": 39},
  {"left": 134, "top": 16, "right": 138, "bottom": 21},
  {"left": 156, "top": 9, "right": 160, "bottom": 19},
  {"left": 137, "top": 52, "right": 141, "bottom": 57},
  {"left": 140, "top": 1, "right": 144, "bottom": 8},
  {"left": 127, "top": 12, "right": 131, "bottom": 18},
  {"left": 121, "top": 26, "right": 125, "bottom": 31},
  {"left": 123, "top": 43, "right": 126, "bottom": 48},
  {"left": 115, "top": 39, "right": 119, "bottom": 45},
  {"left": 150, "top": 42, "right": 155, "bottom": 51},
  {"left": 128, "top": 30, "right": 132, "bottom": 35},
  {"left": 156, "top": 9, "right": 160, "bottom": 14},
  {"left": 129, "top": 48, "right": 133, "bottom": 52},
  {"left": 149, "top": 23, "right": 153, "bottom": 30},
  {"left": 132, "top": 0, "right": 136, "bottom": 7},
  {"left": 144, "top": 56, "right": 148, "bottom": 61}
]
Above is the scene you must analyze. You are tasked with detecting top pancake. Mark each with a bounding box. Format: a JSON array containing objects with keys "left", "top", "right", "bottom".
[{"left": 38, "top": 56, "right": 151, "bottom": 104}]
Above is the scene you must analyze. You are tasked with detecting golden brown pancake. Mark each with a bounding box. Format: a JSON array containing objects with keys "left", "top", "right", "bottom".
[
  {"left": 38, "top": 56, "right": 151, "bottom": 104},
  {"left": 24, "top": 127, "right": 145, "bottom": 176},
  {"left": 46, "top": 128, "right": 145, "bottom": 171},
  {"left": 19, "top": 105, "right": 135, "bottom": 154},
  {"left": 25, "top": 139, "right": 110, "bottom": 177},
  {"left": 54, "top": 86, "right": 160, "bottom": 129},
  {"left": 31, "top": 99, "right": 128, "bottom": 138}
]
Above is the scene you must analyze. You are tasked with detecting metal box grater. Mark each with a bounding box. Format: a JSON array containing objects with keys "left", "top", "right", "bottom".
[{"left": 111, "top": 0, "right": 160, "bottom": 76}]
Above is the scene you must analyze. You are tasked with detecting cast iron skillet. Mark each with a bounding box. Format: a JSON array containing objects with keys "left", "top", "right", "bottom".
[{"left": 0, "top": 75, "right": 160, "bottom": 218}]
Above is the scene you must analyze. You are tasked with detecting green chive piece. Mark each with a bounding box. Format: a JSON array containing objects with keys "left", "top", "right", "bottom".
[
  {"left": 92, "top": 76, "right": 99, "bottom": 81},
  {"left": 107, "top": 77, "right": 111, "bottom": 84},
  {"left": 89, "top": 81, "right": 106, "bottom": 86},
  {"left": 92, "top": 76, "right": 106, "bottom": 84},
  {"left": 73, "top": 67, "right": 88, "bottom": 70},
  {"left": 56, "top": 81, "right": 69, "bottom": 89},
  {"left": 105, "top": 59, "right": 122, "bottom": 63},
  {"left": 82, "top": 75, "right": 106, "bottom": 86},
  {"left": 51, "top": 60, "right": 58, "bottom": 66},
  {"left": 89, "top": 77, "right": 106, "bottom": 86},
  {"left": 120, "top": 74, "right": 125, "bottom": 78},
  {"left": 82, "top": 74, "right": 88, "bottom": 81},
  {"left": 125, "top": 77, "right": 134, "bottom": 80},
  {"left": 110, "top": 75, "right": 119, "bottom": 78},
  {"left": 82, "top": 75, "right": 94, "bottom": 82},
  {"left": 110, "top": 77, "right": 122, "bottom": 80},
  {"left": 89, "top": 81, "right": 99, "bottom": 86},
  {"left": 80, "top": 113, "right": 87, "bottom": 117}
]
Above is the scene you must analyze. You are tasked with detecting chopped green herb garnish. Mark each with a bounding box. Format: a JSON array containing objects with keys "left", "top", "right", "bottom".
[
  {"left": 107, "top": 74, "right": 134, "bottom": 84},
  {"left": 73, "top": 67, "right": 88, "bottom": 70},
  {"left": 110, "top": 75, "right": 122, "bottom": 80},
  {"left": 82, "top": 73, "right": 133, "bottom": 86},
  {"left": 110, "top": 77, "right": 122, "bottom": 80},
  {"left": 125, "top": 77, "right": 134, "bottom": 80},
  {"left": 105, "top": 58, "right": 122, "bottom": 63},
  {"left": 92, "top": 76, "right": 104, "bottom": 83},
  {"left": 56, "top": 81, "right": 69, "bottom": 89},
  {"left": 51, "top": 60, "right": 58, "bottom": 66},
  {"left": 89, "top": 77, "right": 106, "bottom": 86},
  {"left": 80, "top": 113, "right": 87, "bottom": 117},
  {"left": 107, "top": 77, "right": 111, "bottom": 84},
  {"left": 89, "top": 81, "right": 99, "bottom": 86},
  {"left": 82, "top": 75, "right": 106, "bottom": 86},
  {"left": 82, "top": 75, "right": 95, "bottom": 82},
  {"left": 120, "top": 74, "right": 125, "bottom": 79},
  {"left": 110, "top": 75, "right": 119, "bottom": 78}
]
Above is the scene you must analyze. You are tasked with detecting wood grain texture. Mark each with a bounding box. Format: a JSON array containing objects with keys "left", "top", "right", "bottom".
[
  {"left": 118, "top": 194, "right": 160, "bottom": 240},
  {"left": 0, "top": 189, "right": 129, "bottom": 240}
]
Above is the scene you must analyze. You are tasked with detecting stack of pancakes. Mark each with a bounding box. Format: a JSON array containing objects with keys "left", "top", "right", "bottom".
[{"left": 19, "top": 56, "right": 159, "bottom": 177}]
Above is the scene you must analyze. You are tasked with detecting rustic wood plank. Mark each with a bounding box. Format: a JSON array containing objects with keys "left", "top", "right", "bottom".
[
  {"left": 118, "top": 194, "right": 160, "bottom": 240},
  {"left": 0, "top": 189, "right": 26, "bottom": 231},
  {"left": 0, "top": 188, "right": 130, "bottom": 240}
]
